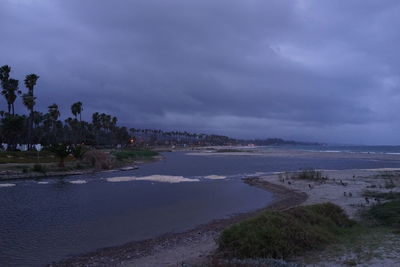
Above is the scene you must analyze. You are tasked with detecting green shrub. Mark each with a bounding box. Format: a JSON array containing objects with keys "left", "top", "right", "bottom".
[
  {"left": 112, "top": 149, "right": 158, "bottom": 161},
  {"left": 218, "top": 203, "right": 356, "bottom": 259},
  {"left": 289, "top": 202, "right": 355, "bottom": 228},
  {"left": 365, "top": 201, "right": 400, "bottom": 227}
]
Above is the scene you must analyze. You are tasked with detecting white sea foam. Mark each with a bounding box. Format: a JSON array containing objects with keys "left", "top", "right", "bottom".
[
  {"left": 106, "top": 175, "right": 199, "bottom": 183},
  {"left": 204, "top": 175, "right": 227, "bottom": 180},
  {"left": 37, "top": 181, "right": 49, "bottom": 184},
  {"left": 0, "top": 183, "right": 16, "bottom": 187},
  {"left": 69, "top": 180, "right": 87, "bottom": 184}
]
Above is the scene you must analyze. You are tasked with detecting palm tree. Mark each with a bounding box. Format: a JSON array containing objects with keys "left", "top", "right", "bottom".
[
  {"left": 24, "top": 74, "right": 39, "bottom": 92},
  {"left": 0, "top": 66, "right": 21, "bottom": 115},
  {"left": 0, "top": 65, "right": 10, "bottom": 81},
  {"left": 23, "top": 74, "right": 39, "bottom": 149},
  {"left": 48, "top": 104, "right": 60, "bottom": 120},
  {"left": 71, "top": 101, "right": 83, "bottom": 121},
  {"left": 92, "top": 112, "right": 101, "bottom": 145},
  {"left": 70, "top": 101, "right": 83, "bottom": 144},
  {"left": 0, "top": 66, "right": 11, "bottom": 107},
  {"left": 7, "top": 79, "right": 21, "bottom": 115},
  {"left": 48, "top": 143, "right": 71, "bottom": 168},
  {"left": 48, "top": 104, "right": 60, "bottom": 144}
]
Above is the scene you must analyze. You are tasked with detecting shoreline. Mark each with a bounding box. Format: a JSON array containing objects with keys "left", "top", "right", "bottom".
[
  {"left": 0, "top": 155, "right": 164, "bottom": 182},
  {"left": 50, "top": 179, "right": 308, "bottom": 266},
  {"left": 4, "top": 145, "right": 400, "bottom": 182}
]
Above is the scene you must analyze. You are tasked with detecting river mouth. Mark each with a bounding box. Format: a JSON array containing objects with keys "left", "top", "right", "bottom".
[
  {"left": 0, "top": 158, "right": 274, "bottom": 266},
  {"left": 1, "top": 150, "right": 400, "bottom": 266}
]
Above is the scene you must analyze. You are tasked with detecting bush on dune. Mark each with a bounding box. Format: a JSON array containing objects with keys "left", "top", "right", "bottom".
[
  {"left": 364, "top": 200, "right": 400, "bottom": 227},
  {"left": 218, "top": 203, "right": 356, "bottom": 259}
]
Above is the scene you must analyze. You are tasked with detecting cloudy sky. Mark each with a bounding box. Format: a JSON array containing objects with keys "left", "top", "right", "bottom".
[{"left": 1, "top": 0, "right": 400, "bottom": 144}]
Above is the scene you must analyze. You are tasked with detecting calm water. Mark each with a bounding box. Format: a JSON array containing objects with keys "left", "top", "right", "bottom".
[{"left": 1, "top": 151, "right": 400, "bottom": 266}]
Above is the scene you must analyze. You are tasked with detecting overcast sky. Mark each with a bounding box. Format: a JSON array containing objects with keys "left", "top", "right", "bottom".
[{"left": 1, "top": 0, "right": 400, "bottom": 144}]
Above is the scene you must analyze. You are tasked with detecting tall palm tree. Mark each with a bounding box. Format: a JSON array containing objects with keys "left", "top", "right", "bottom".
[
  {"left": 0, "top": 66, "right": 11, "bottom": 107},
  {"left": 0, "top": 65, "right": 10, "bottom": 81},
  {"left": 0, "top": 66, "right": 21, "bottom": 115},
  {"left": 24, "top": 74, "right": 39, "bottom": 92},
  {"left": 71, "top": 101, "right": 83, "bottom": 121},
  {"left": 70, "top": 102, "right": 83, "bottom": 144},
  {"left": 7, "top": 79, "right": 20, "bottom": 115},
  {"left": 23, "top": 74, "right": 39, "bottom": 149}
]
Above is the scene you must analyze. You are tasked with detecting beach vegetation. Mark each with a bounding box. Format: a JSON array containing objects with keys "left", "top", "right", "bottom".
[
  {"left": 291, "top": 169, "right": 328, "bottom": 181},
  {"left": 218, "top": 203, "right": 356, "bottom": 259},
  {"left": 112, "top": 148, "right": 158, "bottom": 161},
  {"left": 363, "top": 200, "right": 400, "bottom": 227}
]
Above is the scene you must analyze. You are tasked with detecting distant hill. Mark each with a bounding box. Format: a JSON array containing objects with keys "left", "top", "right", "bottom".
[
  {"left": 247, "top": 138, "right": 322, "bottom": 146},
  {"left": 129, "top": 128, "right": 320, "bottom": 147}
]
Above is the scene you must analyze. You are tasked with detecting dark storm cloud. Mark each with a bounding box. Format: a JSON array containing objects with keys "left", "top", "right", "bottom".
[{"left": 1, "top": 0, "right": 400, "bottom": 144}]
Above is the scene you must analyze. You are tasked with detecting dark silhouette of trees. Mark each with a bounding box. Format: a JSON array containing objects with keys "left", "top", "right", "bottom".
[
  {"left": 0, "top": 65, "right": 21, "bottom": 115},
  {"left": 23, "top": 74, "right": 39, "bottom": 149},
  {"left": 71, "top": 101, "right": 83, "bottom": 121}
]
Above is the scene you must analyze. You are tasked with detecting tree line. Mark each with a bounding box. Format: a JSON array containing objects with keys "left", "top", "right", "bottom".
[
  {"left": 0, "top": 65, "right": 132, "bottom": 150},
  {"left": 0, "top": 65, "right": 240, "bottom": 151}
]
